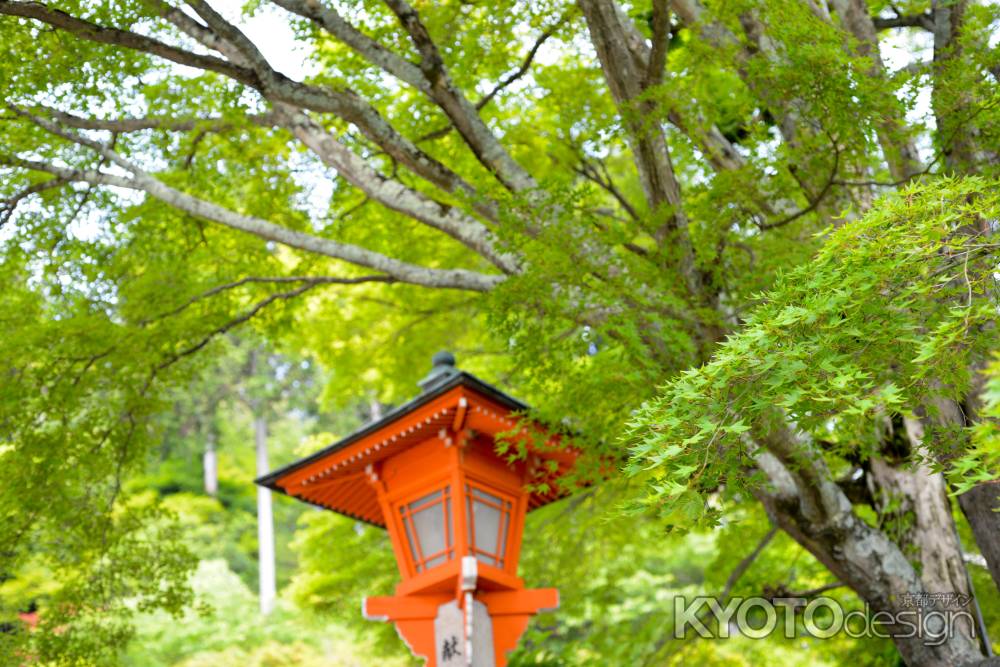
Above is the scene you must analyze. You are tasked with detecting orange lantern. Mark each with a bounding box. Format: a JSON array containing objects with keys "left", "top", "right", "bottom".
[{"left": 257, "top": 353, "right": 577, "bottom": 666}]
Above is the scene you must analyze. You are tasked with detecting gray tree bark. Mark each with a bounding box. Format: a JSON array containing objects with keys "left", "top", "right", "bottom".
[
  {"left": 753, "top": 427, "right": 986, "bottom": 666},
  {"left": 958, "top": 482, "right": 1000, "bottom": 593},
  {"left": 867, "top": 452, "right": 972, "bottom": 602}
]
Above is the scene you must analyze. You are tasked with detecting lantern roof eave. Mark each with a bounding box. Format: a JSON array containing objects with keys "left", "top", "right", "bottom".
[{"left": 255, "top": 370, "right": 529, "bottom": 493}]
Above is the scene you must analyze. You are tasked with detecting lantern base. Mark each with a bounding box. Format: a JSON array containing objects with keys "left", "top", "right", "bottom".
[
  {"left": 394, "top": 556, "right": 526, "bottom": 597},
  {"left": 364, "top": 588, "right": 558, "bottom": 667}
]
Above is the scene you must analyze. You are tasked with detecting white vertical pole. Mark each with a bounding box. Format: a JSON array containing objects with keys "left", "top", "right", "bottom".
[
  {"left": 464, "top": 590, "right": 474, "bottom": 667},
  {"left": 203, "top": 433, "right": 218, "bottom": 497},
  {"left": 461, "top": 556, "right": 478, "bottom": 667},
  {"left": 370, "top": 395, "right": 383, "bottom": 422},
  {"left": 255, "top": 414, "right": 277, "bottom": 616}
]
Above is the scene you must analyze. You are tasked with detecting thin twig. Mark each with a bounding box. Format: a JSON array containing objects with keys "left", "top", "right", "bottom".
[
  {"left": 476, "top": 16, "right": 567, "bottom": 111},
  {"left": 720, "top": 526, "right": 779, "bottom": 600},
  {"left": 769, "top": 581, "right": 846, "bottom": 598},
  {"left": 416, "top": 16, "right": 565, "bottom": 143},
  {"left": 143, "top": 274, "right": 395, "bottom": 325},
  {"left": 1, "top": 176, "right": 72, "bottom": 227},
  {"left": 574, "top": 157, "right": 640, "bottom": 221},
  {"left": 155, "top": 282, "right": 319, "bottom": 370},
  {"left": 757, "top": 135, "right": 841, "bottom": 231},
  {"left": 644, "top": 524, "right": 778, "bottom": 665}
]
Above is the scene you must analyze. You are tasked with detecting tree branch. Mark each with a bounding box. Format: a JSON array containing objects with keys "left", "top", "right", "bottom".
[
  {"left": 270, "top": 0, "right": 429, "bottom": 94},
  {"left": 721, "top": 526, "right": 778, "bottom": 600},
  {"left": 1, "top": 175, "right": 71, "bottom": 226},
  {"left": 416, "top": 17, "right": 564, "bottom": 143},
  {"left": 574, "top": 157, "right": 640, "bottom": 221},
  {"left": 0, "top": 0, "right": 258, "bottom": 84},
  {"left": 7, "top": 0, "right": 482, "bottom": 204},
  {"left": 134, "top": 9, "right": 511, "bottom": 268},
  {"left": 644, "top": 0, "right": 671, "bottom": 89},
  {"left": 477, "top": 17, "right": 565, "bottom": 110},
  {"left": 1, "top": 155, "right": 136, "bottom": 190},
  {"left": 144, "top": 274, "right": 396, "bottom": 324},
  {"left": 168, "top": 3, "right": 507, "bottom": 230},
  {"left": 665, "top": 109, "right": 745, "bottom": 173},
  {"left": 577, "top": 0, "right": 701, "bottom": 301},
  {"left": 764, "top": 581, "right": 846, "bottom": 599},
  {"left": 873, "top": 13, "right": 934, "bottom": 32},
  {"left": 277, "top": 107, "right": 518, "bottom": 273},
  {"left": 829, "top": 0, "right": 923, "bottom": 180},
  {"left": 33, "top": 106, "right": 276, "bottom": 133},
  {"left": 66, "top": 9, "right": 509, "bottom": 260},
  {"left": 272, "top": 0, "right": 544, "bottom": 195},
  {"left": 383, "top": 0, "right": 537, "bottom": 192},
  {"left": 3, "top": 127, "right": 503, "bottom": 292},
  {"left": 577, "top": 0, "right": 683, "bottom": 216},
  {"left": 643, "top": 524, "right": 778, "bottom": 665},
  {"left": 155, "top": 281, "right": 320, "bottom": 370},
  {"left": 756, "top": 136, "right": 841, "bottom": 231},
  {"left": 183, "top": 0, "right": 272, "bottom": 73}
]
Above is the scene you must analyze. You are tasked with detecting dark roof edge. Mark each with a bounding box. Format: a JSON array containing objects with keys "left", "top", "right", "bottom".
[{"left": 255, "top": 371, "right": 529, "bottom": 490}]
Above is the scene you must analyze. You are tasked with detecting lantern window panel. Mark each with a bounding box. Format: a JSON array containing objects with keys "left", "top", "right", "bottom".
[
  {"left": 466, "top": 484, "right": 512, "bottom": 568},
  {"left": 399, "top": 486, "right": 454, "bottom": 573}
]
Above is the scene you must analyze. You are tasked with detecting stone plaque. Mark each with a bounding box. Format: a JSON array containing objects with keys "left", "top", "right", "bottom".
[
  {"left": 434, "top": 601, "right": 465, "bottom": 666},
  {"left": 434, "top": 599, "right": 495, "bottom": 667}
]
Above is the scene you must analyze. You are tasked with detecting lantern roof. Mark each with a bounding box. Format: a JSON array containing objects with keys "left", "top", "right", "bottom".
[{"left": 256, "top": 355, "right": 574, "bottom": 527}]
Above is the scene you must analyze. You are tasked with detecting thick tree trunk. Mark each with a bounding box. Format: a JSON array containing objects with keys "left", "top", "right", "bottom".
[
  {"left": 753, "top": 431, "right": 986, "bottom": 666},
  {"left": 958, "top": 482, "right": 1000, "bottom": 593},
  {"left": 958, "top": 370, "right": 1000, "bottom": 595},
  {"left": 920, "top": 392, "right": 1000, "bottom": 595},
  {"left": 867, "top": 454, "right": 972, "bottom": 601},
  {"left": 255, "top": 414, "right": 277, "bottom": 616},
  {"left": 862, "top": 414, "right": 993, "bottom": 659},
  {"left": 930, "top": 0, "right": 987, "bottom": 172}
]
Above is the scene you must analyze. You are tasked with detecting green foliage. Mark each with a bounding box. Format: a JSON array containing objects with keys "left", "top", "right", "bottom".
[
  {"left": 509, "top": 497, "right": 899, "bottom": 665},
  {"left": 627, "top": 178, "right": 1000, "bottom": 525},
  {"left": 0, "top": 254, "right": 203, "bottom": 665},
  {"left": 1, "top": 495, "right": 197, "bottom": 666},
  {"left": 285, "top": 510, "right": 413, "bottom": 662},
  {"left": 121, "top": 559, "right": 403, "bottom": 667},
  {"left": 1, "top": 0, "right": 999, "bottom": 664}
]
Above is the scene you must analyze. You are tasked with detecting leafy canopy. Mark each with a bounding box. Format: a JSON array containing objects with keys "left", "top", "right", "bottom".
[{"left": 627, "top": 178, "right": 1000, "bottom": 527}]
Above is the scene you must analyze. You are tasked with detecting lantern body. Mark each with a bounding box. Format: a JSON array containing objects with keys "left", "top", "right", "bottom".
[
  {"left": 258, "top": 367, "right": 576, "bottom": 666},
  {"left": 375, "top": 428, "right": 534, "bottom": 599}
]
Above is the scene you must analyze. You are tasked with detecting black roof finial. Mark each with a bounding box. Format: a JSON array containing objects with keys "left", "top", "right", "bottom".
[{"left": 418, "top": 351, "right": 459, "bottom": 392}]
